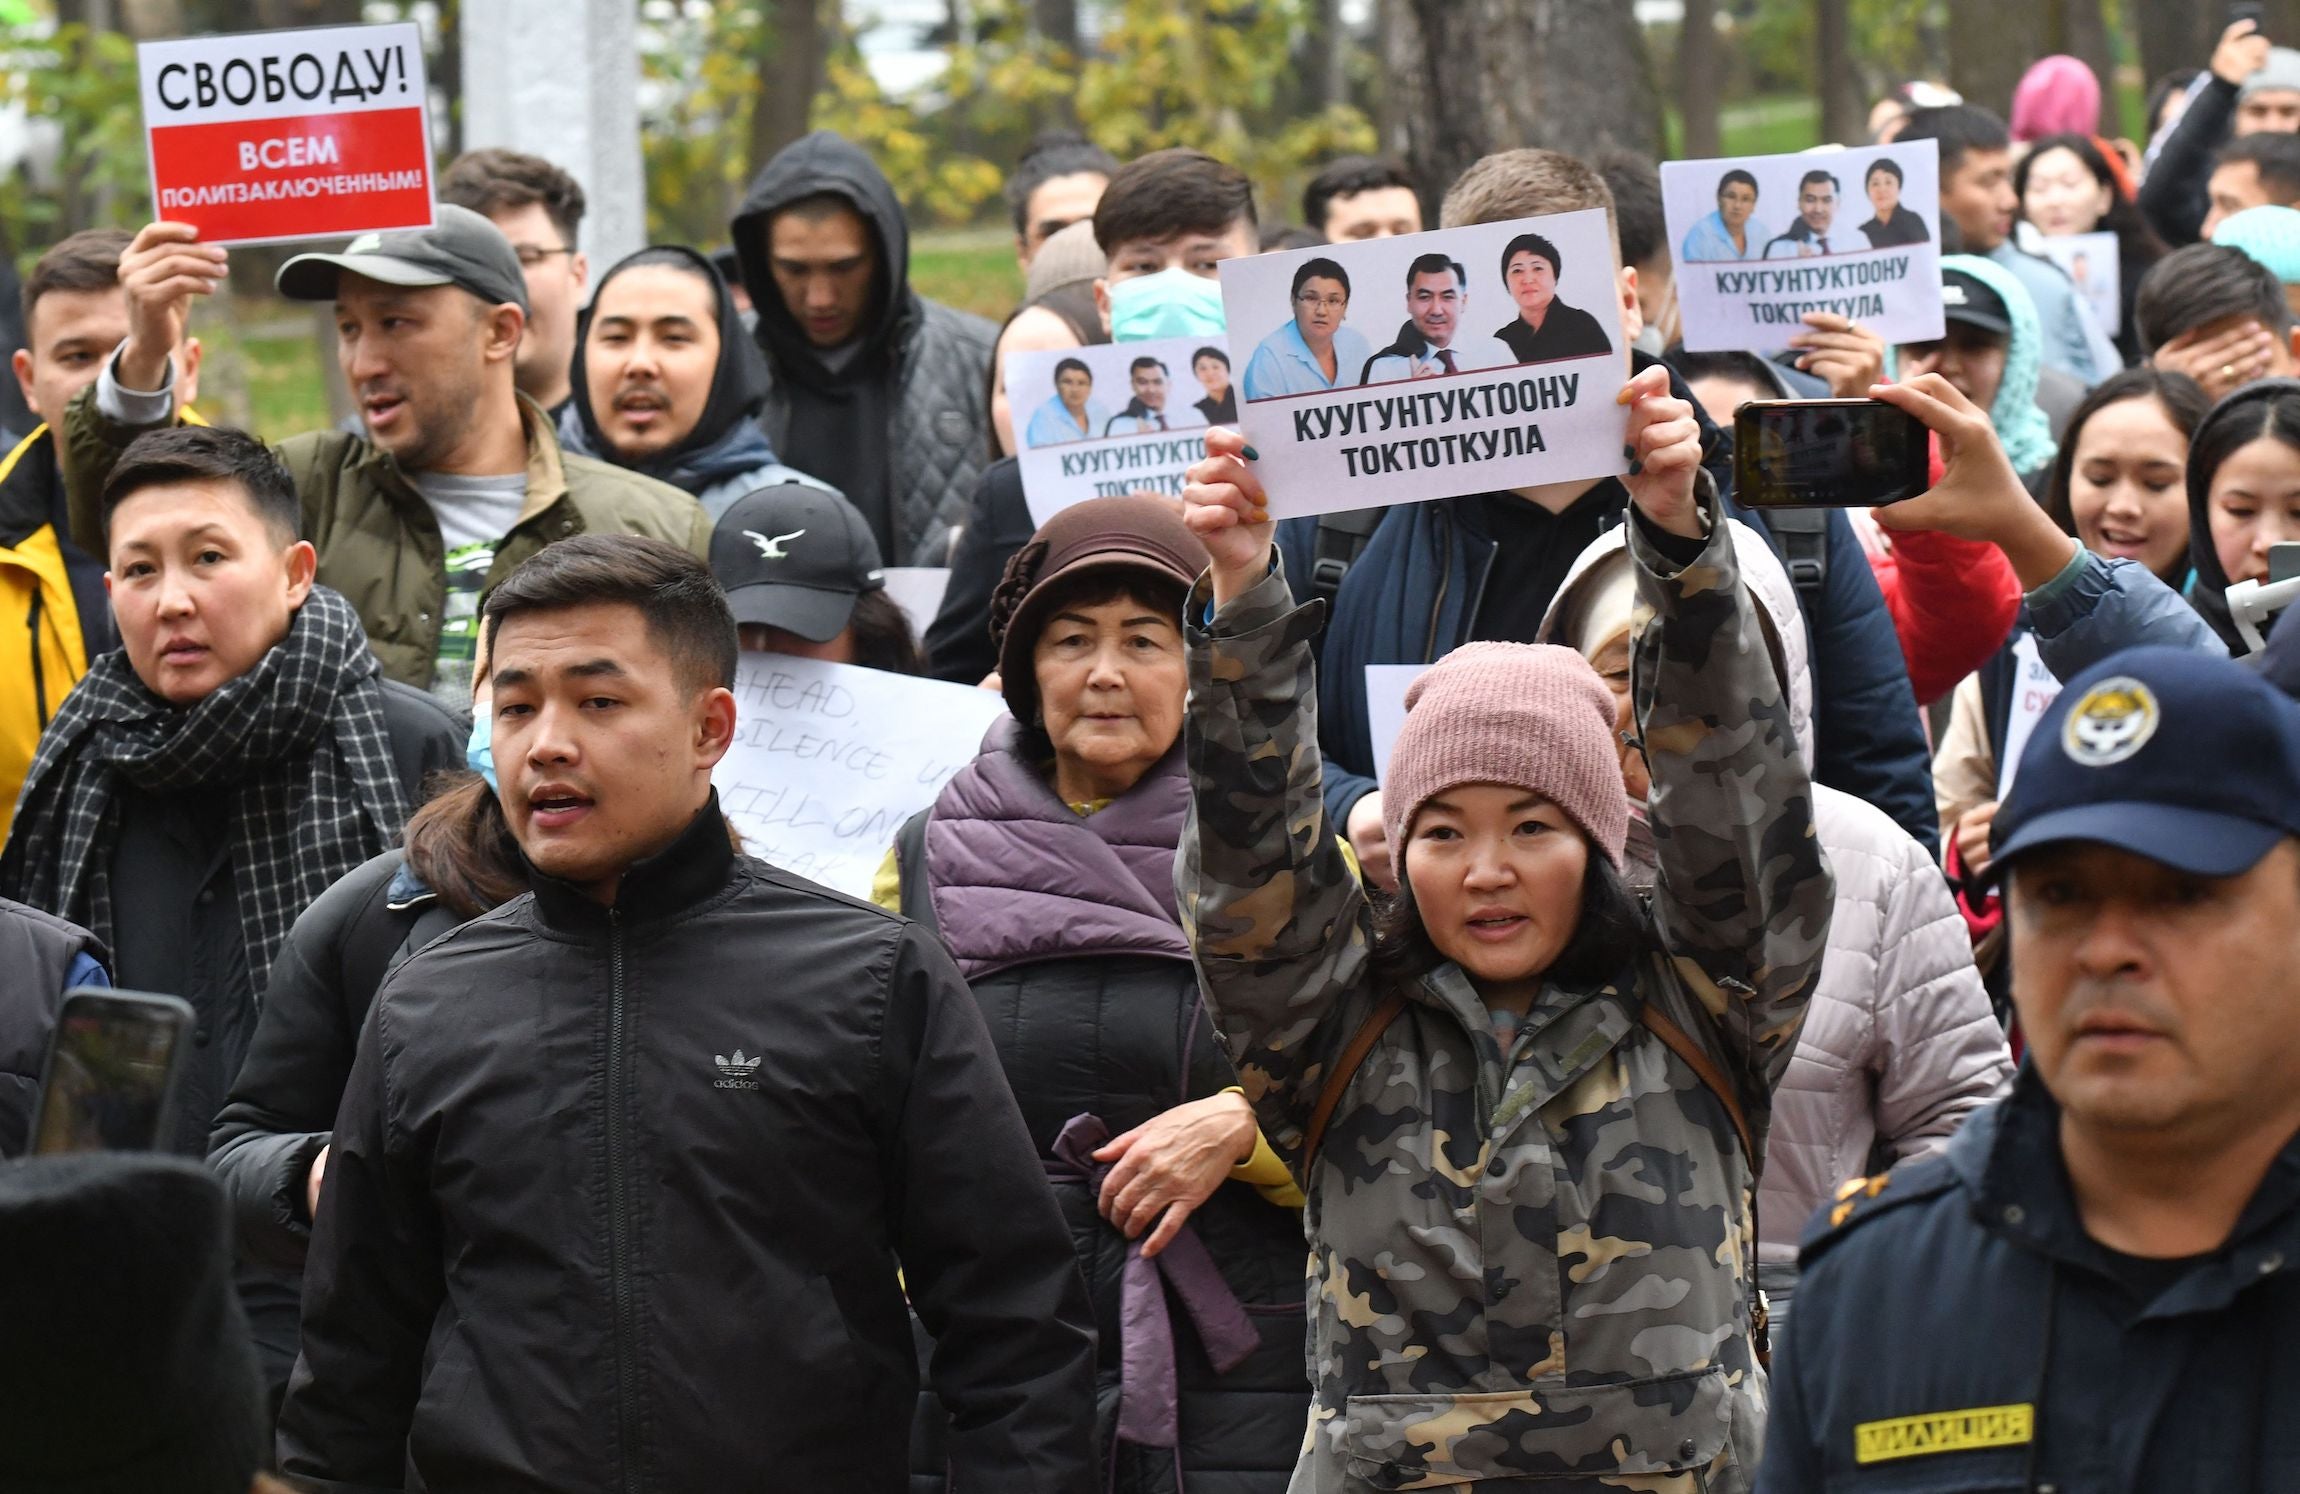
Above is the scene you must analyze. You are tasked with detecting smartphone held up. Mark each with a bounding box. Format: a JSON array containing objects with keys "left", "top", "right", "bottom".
[
  {"left": 1733, "top": 398, "right": 1931, "bottom": 509},
  {"left": 29, "top": 989, "right": 195, "bottom": 1155}
]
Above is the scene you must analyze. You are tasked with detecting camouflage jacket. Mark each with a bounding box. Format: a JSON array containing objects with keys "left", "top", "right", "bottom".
[{"left": 1178, "top": 498, "right": 1832, "bottom": 1493}]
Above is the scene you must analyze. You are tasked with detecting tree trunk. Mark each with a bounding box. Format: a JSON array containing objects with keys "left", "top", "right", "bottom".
[
  {"left": 1311, "top": 0, "right": 1350, "bottom": 111},
  {"left": 1817, "top": 0, "right": 1863, "bottom": 146},
  {"left": 1946, "top": 0, "right": 2046, "bottom": 120},
  {"left": 2135, "top": 4, "right": 2222, "bottom": 108},
  {"left": 751, "top": 0, "right": 827, "bottom": 179},
  {"left": 2052, "top": 0, "right": 2114, "bottom": 132},
  {"left": 1031, "top": 0, "right": 1079, "bottom": 51},
  {"left": 1382, "top": 0, "right": 1662, "bottom": 217},
  {"left": 1675, "top": 0, "right": 1721, "bottom": 158}
]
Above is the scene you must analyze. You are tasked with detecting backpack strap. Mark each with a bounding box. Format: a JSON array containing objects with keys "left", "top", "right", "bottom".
[
  {"left": 1310, "top": 508, "right": 1384, "bottom": 609},
  {"left": 1760, "top": 506, "right": 1829, "bottom": 607},
  {"left": 1300, "top": 991, "right": 1407, "bottom": 1177},
  {"left": 1636, "top": 998, "right": 1755, "bottom": 1162}
]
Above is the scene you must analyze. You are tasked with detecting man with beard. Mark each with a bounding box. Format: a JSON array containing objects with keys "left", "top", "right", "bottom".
[
  {"left": 59, "top": 210, "right": 710, "bottom": 707},
  {"left": 1361, "top": 252, "right": 1493, "bottom": 382},
  {"left": 557, "top": 245, "right": 840, "bottom": 521}
]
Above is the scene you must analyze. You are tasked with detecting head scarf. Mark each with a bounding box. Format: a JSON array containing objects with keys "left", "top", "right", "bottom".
[{"left": 1940, "top": 253, "right": 2057, "bottom": 479}]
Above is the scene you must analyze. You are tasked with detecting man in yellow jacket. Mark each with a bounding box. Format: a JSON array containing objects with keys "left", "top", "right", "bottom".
[{"left": 0, "top": 229, "right": 202, "bottom": 838}]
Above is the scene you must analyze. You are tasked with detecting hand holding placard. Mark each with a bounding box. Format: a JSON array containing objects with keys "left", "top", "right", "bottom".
[
  {"left": 117, "top": 223, "right": 227, "bottom": 395},
  {"left": 1618, "top": 365, "right": 1705, "bottom": 541},
  {"left": 1182, "top": 427, "right": 1275, "bottom": 608}
]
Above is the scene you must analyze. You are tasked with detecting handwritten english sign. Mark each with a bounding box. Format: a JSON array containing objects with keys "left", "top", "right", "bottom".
[
  {"left": 1218, "top": 210, "right": 1630, "bottom": 520},
  {"left": 138, "top": 22, "right": 435, "bottom": 246},
  {"left": 1662, "top": 141, "right": 1944, "bottom": 353},
  {"left": 712, "top": 653, "right": 1011, "bottom": 899}
]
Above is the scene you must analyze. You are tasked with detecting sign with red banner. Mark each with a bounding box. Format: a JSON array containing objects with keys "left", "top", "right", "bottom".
[{"left": 138, "top": 22, "right": 435, "bottom": 247}]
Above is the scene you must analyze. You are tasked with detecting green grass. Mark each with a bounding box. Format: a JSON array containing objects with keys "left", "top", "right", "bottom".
[
  {"left": 911, "top": 228, "right": 1024, "bottom": 321},
  {"left": 1717, "top": 95, "right": 1824, "bottom": 155}
]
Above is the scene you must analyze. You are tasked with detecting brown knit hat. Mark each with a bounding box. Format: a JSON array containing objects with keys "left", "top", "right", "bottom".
[
  {"left": 989, "top": 495, "right": 1209, "bottom": 725},
  {"left": 1384, "top": 641, "right": 1630, "bottom": 870}
]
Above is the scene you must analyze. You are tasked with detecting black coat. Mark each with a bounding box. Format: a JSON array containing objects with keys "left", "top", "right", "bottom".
[
  {"left": 101, "top": 675, "right": 462, "bottom": 1161},
  {"left": 207, "top": 849, "right": 464, "bottom": 1272},
  {"left": 898, "top": 830, "right": 1309, "bottom": 1494},
  {"left": 277, "top": 795, "right": 1097, "bottom": 1493},
  {"left": 1759, "top": 1068, "right": 2300, "bottom": 1491},
  {"left": 0, "top": 895, "right": 107, "bottom": 1156}
]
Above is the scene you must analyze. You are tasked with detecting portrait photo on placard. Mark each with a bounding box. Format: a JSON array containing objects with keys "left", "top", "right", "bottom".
[
  {"left": 1662, "top": 140, "right": 1945, "bottom": 352},
  {"left": 1223, "top": 215, "right": 1622, "bottom": 406},
  {"left": 1216, "top": 209, "right": 1631, "bottom": 521},
  {"left": 1009, "top": 338, "right": 1232, "bottom": 449}
]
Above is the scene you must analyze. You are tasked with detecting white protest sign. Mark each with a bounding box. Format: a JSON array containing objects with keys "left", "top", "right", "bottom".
[
  {"left": 1364, "top": 664, "right": 1426, "bottom": 786},
  {"left": 1663, "top": 141, "right": 1944, "bottom": 354},
  {"left": 1009, "top": 335, "right": 1233, "bottom": 524},
  {"left": 713, "top": 653, "right": 1010, "bottom": 899},
  {"left": 1219, "top": 209, "right": 1630, "bottom": 520},
  {"left": 138, "top": 22, "right": 435, "bottom": 246},
  {"left": 2035, "top": 231, "right": 2121, "bottom": 337},
  {"left": 880, "top": 567, "right": 952, "bottom": 639},
  {"left": 1995, "top": 633, "right": 2064, "bottom": 801}
]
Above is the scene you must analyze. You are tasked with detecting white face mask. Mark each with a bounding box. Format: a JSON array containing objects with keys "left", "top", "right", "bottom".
[{"left": 1108, "top": 268, "right": 1229, "bottom": 341}]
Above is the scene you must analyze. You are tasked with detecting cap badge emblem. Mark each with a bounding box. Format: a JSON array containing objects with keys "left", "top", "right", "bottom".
[
  {"left": 744, "top": 528, "right": 804, "bottom": 560},
  {"left": 2062, "top": 677, "right": 2159, "bottom": 767}
]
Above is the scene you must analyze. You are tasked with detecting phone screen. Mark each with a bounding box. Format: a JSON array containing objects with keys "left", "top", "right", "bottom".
[
  {"left": 31, "top": 992, "right": 193, "bottom": 1154},
  {"left": 1734, "top": 400, "right": 1930, "bottom": 508}
]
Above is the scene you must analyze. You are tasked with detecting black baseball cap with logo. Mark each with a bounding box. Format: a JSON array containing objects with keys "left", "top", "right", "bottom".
[
  {"left": 1938, "top": 267, "right": 2013, "bottom": 338},
  {"left": 275, "top": 203, "right": 530, "bottom": 313},
  {"left": 708, "top": 485, "right": 884, "bottom": 642}
]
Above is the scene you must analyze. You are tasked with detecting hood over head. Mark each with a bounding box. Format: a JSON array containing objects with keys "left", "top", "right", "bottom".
[
  {"left": 731, "top": 130, "right": 915, "bottom": 385},
  {"left": 567, "top": 244, "right": 777, "bottom": 488},
  {"left": 1935, "top": 252, "right": 2057, "bottom": 478},
  {"left": 1538, "top": 518, "right": 1814, "bottom": 772}
]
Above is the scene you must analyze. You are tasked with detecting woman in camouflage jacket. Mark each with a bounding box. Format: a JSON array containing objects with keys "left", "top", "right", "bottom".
[{"left": 1174, "top": 365, "right": 1834, "bottom": 1493}]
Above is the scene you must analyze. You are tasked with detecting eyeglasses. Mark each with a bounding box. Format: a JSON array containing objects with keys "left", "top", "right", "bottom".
[
  {"left": 512, "top": 244, "right": 573, "bottom": 268},
  {"left": 1295, "top": 292, "right": 1348, "bottom": 312}
]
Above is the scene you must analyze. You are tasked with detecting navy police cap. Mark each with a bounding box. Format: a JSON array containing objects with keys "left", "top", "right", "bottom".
[{"left": 1991, "top": 645, "right": 2300, "bottom": 880}]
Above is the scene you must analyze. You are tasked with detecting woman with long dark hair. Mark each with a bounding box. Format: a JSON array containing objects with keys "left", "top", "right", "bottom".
[
  {"left": 2016, "top": 132, "right": 2168, "bottom": 365},
  {"left": 1172, "top": 368, "right": 1831, "bottom": 1492}
]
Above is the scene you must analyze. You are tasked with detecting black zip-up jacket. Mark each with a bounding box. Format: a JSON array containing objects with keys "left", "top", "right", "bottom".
[
  {"left": 1758, "top": 1066, "right": 2300, "bottom": 1491},
  {"left": 277, "top": 795, "right": 1097, "bottom": 1492}
]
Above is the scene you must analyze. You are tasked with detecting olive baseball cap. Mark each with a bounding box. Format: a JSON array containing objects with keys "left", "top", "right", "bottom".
[{"left": 275, "top": 203, "right": 529, "bottom": 313}]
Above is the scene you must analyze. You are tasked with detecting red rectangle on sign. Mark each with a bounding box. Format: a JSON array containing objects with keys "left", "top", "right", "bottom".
[{"left": 149, "top": 106, "right": 432, "bottom": 245}]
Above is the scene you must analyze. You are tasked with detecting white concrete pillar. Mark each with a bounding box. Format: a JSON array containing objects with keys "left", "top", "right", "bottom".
[{"left": 459, "top": 0, "right": 646, "bottom": 271}]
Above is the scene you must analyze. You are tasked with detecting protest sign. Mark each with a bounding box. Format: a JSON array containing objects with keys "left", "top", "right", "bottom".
[
  {"left": 2035, "top": 231, "right": 2121, "bottom": 337},
  {"left": 1219, "top": 209, "right": 1630, "bottom": 520},
  {"left": 1009, "top": 335, "right": 1232, "bottom": 524},
  {"left": 880, "top": 567, "right": 952, "bottom": 639},
  {"left": 713, "top": 653, "right": 1010, "bottom": 899},
  {"left": 1662, "top": 142, "right": 1944, "bottom": 353},
  {"left": 1364, "top": 664, "right": 1425, "bottom": 785},
  {"left": 138, "top": 22, "right": 434, "bottom": 246}
]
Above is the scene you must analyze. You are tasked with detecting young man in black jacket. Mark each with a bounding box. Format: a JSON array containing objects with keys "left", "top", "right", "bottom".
[{"left": 279, "top": 534, "right": 1096, "bottom": 1493}]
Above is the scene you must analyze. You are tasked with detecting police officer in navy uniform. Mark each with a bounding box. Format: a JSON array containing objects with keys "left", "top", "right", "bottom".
[{"left": 1757, "top": 644, "right": 2300, "bottom": 1492}]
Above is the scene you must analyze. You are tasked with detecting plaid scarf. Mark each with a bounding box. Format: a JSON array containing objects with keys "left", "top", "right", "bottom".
[{"left": 0, "top": 586, "right": 409, "bottom": 993}]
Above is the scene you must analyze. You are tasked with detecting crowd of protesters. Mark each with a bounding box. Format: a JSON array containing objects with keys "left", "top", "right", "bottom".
[{"left": 8, "top": 16, "right": 2300, "bottom": 1493}]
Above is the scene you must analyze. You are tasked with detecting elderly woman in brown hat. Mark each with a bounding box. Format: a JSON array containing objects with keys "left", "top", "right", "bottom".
[{"left": 882, "top": 495, "right": 1311, "bottom": 1493}]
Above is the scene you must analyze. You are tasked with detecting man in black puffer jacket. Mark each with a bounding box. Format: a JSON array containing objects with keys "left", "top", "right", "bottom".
[
  {"left": 278, "top": 535, "right": 1096, "bottom": 1493},
  {"left": 732, "top": 131, "right": 997, "bottom": 569}
]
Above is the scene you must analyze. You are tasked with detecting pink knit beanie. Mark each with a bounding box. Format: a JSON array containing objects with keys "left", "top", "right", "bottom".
[{"left": 1383, "top": 641, "right": 1630, "bottom": 870}]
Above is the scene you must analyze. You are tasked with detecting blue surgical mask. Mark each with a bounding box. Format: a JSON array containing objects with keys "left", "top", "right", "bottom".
[
  {"left": 1108, "top": 267, "right": 1229, "bottom": 342},
  {"left": 466, "top": 706, "right": 497, "bottom": 793}
]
